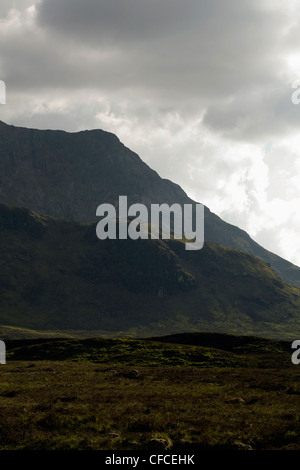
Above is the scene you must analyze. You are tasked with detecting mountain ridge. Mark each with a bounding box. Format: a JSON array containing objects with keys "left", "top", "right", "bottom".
[{"left": 0, "top": 119, "right": 299, "bottom": 288}]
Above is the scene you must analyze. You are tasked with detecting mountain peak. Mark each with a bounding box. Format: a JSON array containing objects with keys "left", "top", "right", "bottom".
[{"left": 0, "top": 121, "right": 299, "bottom": 288}]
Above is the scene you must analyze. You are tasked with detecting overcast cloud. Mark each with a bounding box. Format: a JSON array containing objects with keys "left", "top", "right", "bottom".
[{"left": 1, "top": 0, "right": 300, "bottom": 265}]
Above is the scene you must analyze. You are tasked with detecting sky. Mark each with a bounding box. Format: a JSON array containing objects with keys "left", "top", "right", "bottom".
[{"left": 1, "top": 0, "right": 300, "bottom": 265}]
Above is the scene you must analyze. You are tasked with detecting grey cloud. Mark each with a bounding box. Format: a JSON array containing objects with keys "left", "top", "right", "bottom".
[
  {"left": 35, "top": 1, "right": 292, "bottom": 107},
  {"left": 0, "top": 0, "right": 33, "bottom": 18},
  {"left": 203, "top": 84, "right": 300, "bottom": 140},
  {"left": 1, "top": 0, "right": 298, "bottom": 145},
  {"left": 37, "top": 0, "right": 209, "bottom": 44},
  {"left": 1, "top": 0, "right": 288, "bottom": 116}
]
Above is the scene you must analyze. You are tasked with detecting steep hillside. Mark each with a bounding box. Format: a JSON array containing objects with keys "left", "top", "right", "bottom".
[
  {"left": 1, "top": 204, "right": 300, "bottom": 338},
  {"left": 0, "top": 120, "right": 299, "bottom": 288}
]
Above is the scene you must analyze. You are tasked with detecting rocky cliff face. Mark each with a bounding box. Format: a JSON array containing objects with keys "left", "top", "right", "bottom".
[
  {"left": 0, "top": 119, "right": 300, "bottom": 288},
  {"left": 0, "top": 120, "right": 189, "bottom": 221}
]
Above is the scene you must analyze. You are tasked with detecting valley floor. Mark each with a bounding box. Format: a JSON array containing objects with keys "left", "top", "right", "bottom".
[{"left": 1, "top": 358, "right": 300, "bottom": 450}]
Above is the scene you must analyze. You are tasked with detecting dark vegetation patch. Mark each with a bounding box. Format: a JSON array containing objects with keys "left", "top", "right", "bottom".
[
  {"left": 5, "top": 332, "right": 293, "bottom": 368},
  {"left": 0, "top": 333, "right": 298, "bottom": 450},
  {"left": 0, "top": 360, "right": 300, "bottom": 450}
]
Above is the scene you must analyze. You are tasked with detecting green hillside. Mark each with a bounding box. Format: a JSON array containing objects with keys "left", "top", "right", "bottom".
[{"left": 1, "top": 204, "right": 300, "bottom": 338}]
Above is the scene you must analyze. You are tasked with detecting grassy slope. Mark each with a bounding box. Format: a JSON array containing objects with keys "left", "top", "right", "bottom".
[{"left": 1, "top": 204, "right": 300, "bottom": 338}]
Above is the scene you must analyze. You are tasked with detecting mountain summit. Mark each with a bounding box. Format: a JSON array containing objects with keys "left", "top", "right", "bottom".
[{"left": 0, "top": 120, "right": 299, "bottom": 287}]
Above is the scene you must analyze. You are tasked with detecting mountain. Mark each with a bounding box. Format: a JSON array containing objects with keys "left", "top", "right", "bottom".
[
  {"left": 0, "top": 120, "right": 299, "bottom": 288},
  {"left": 1, "top": 203, "right": 300, "bottom": 339}
]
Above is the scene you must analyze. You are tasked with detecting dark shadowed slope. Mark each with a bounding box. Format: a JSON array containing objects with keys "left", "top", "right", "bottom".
[
  {"left": 0, "top": 119, "right": 299, "bottom": 287},
  {"left": 1, "top": 203, "right": 300, "bottom": 338}
]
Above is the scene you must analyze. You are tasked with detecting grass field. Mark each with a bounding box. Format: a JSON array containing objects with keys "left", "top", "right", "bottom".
[{"left": 0, "top": 333, "right": 300, "bottom": 451}]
